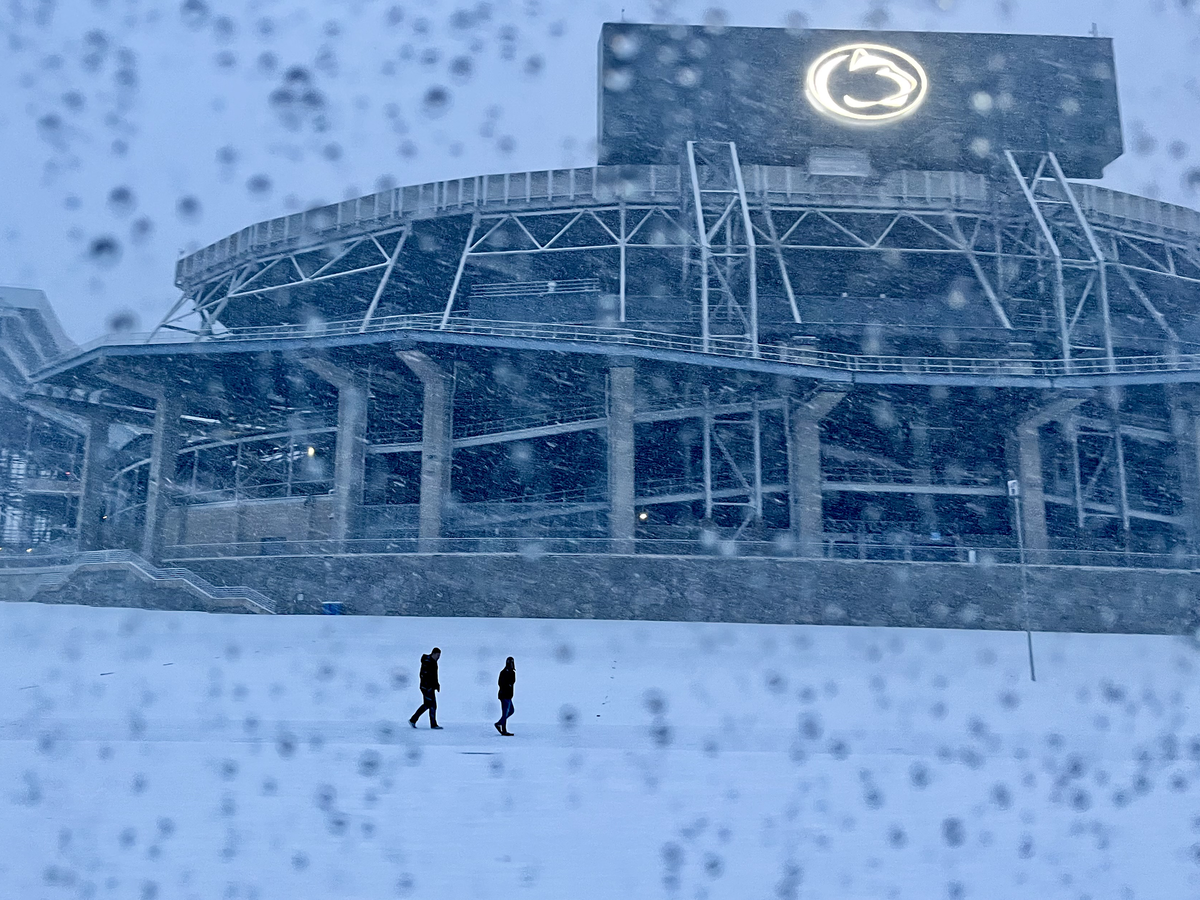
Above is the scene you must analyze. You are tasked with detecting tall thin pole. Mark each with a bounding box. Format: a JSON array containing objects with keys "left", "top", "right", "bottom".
[{"left": 1009, "top": 480, "right": 1036, "bottom": 682}]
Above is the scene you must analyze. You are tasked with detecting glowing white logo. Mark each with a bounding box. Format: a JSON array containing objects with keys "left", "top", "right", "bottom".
[{"left": 805, "top": 44, "right": 928, "bottom": 123}]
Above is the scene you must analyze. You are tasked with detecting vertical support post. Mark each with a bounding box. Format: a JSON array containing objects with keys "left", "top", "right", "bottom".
[
  {"left": 1046, "top": 153, "right": 1114, "bottom": 372},
  {"left": 702, "top": 388, "right": 713, "bottom": 519},
  {"left": 1068, "top": 415, "right": 1086, "bottom": 529},
  {"left": 686, "top": 142, "right": 711, "bottom": 352},
  {"left": 300, "top": 359, "right": 370, "bottom": 545},
  {"left": 286, "top": 435, "right": 294, "bottom": 497},
  {"left": 398, "top": 351, "right": 454, "bottom": 552},
  {"left": 1166, "top": 390, "right": 1200, "bottom": 552},
  {"left": 1109, "top": 398, "right": 1132, "bottom": 537},
  {"left": 440, "top": 217, "right": 478, "bottom": 328},
  {"left": 76, "top": 415, "right": 112, "bottom": 551},
  {"left": 618, "top": 202, "right": 627, "bottom": 323},
  {"left": 787, "top": 390, "right": 845, "bottom": 555},
  {"left": 751, "top": 396, "right": 763, "bottom": 519},
  {"left": 729, "top": 142, "right": 759, "bottom": 357},
  {"left": 143, "top": 395, "right": 182, "bottom": 561},
  {"left": 331, "top": 377, "right": 368, "bottom": 544},
  {"left": 1013, "top": 421, "right": 1050, "bottom": 554},
  {"left": 763, "top": 202, "right": 801, "bottom": 324},
  {"left": 607, "top": 364, "right": 636, "bottom": 553},
  {"left": 1005, "top": 151, "right": 1070, "bottom": 367}
]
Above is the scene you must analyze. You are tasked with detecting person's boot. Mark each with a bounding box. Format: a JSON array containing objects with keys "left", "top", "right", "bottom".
[
  {"left": 430, "top": 717, "right": 442, "bottom": 729},
  {"left": 494, "top": 722, "right": 503, "bottom": 735},
  {"left": 409, "top": 717, "right": 417, "bottom": 728}
]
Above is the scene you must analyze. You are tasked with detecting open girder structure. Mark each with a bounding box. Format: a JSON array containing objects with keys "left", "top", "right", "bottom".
[
  {"left": 15, "top": 159, "right": 1200, "bottom": 561},
  {"left": 162, "top": 158, "right": 1200, "bottom": 367}
]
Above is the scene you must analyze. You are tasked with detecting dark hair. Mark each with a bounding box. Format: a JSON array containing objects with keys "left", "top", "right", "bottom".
[
  {"left": 432, "top": 647, "right": 441, "bottom": 654},
  {"left": 506, "top": 656, "right": 515, "bottom": 668}
]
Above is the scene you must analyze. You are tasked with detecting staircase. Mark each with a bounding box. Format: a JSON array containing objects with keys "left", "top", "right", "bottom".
[{"left": 18, "top": 550, "right": 276, "bottom": 614}]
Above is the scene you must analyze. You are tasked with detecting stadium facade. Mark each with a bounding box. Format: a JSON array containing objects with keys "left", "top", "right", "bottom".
[{"left": 5, "top": 25, "right": 1200, "bottom": 627}]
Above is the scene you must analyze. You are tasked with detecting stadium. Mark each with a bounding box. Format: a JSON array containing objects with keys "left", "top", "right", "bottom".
[{"left": 4, "top": 24, "right": 1200, "bottom": 629}]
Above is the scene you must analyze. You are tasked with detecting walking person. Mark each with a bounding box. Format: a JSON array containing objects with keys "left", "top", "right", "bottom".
[
  {"left": 494, "top": 656, "right": 516, "bottom": 736},
  {"left": 409, "top": 647, "right": 442, "bottom": 729}
]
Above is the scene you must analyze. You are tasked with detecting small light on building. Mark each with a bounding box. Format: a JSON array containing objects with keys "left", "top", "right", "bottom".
[
  {"left": 307, "top": 446, "right": 316, "bottom": 457},
  {"left": 26, "top": 548, "right": 32, "bottom": 553},
  {"left": 638, "top": 511, "right": 649, "bottom": 521}
]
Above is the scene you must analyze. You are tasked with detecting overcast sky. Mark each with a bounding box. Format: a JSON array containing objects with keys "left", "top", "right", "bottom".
[{"left": 1, "top": 0, "right": 1198, "bottom": 343}]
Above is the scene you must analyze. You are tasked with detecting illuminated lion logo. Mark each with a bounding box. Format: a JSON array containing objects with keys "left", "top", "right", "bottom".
[{"left": 805, "top": 44, "right": 928, "bottom": 123}]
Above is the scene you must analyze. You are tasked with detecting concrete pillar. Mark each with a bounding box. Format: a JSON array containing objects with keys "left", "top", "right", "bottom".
[
  {"left": 607, "top": 365, "right": 636, "bottom": 553},
  {"left": 1014, "top": 421, "right": 1050, "bottom": 553},
  {"left": 787, "top": 390, "right": 845, "bottom": 555},
  {"left": 301, "top": 359, "right": 370, "bottom": 544},
  {"left": 1008, "top": 396, "right": 1087, "bottom": 555},
  {"left": 142, "top": 394, "right": 182, "bottom": 561},
  {"left": 397, "top": 351, "right": 454, "bottom": 552},
  {"left": 331, "top": 379, "right": 368, "bottom": 543},
  {"left": 76, "top": 415, "right": 112, "bottom": 551},
  {"left": 1166, "top": 389, "right": 1200, "bottom": 552}
]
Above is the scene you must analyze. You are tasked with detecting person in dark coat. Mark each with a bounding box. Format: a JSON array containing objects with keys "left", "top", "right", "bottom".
[
  {"left": 409, "top": 647, "right": 442, "bottom": 729},
  {"left": 494, "top": 656, "right": 516, "bottom": 736}
]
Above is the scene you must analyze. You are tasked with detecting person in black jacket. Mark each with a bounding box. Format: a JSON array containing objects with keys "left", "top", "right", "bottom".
[
  {"left": 494, "top": 656, "right": 516, "bottom": 736},
  {"left": 409, "top": 647, "right": 442, "bottom": 729}
]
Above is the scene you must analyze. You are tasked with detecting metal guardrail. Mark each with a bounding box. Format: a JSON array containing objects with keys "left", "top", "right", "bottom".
[
  {"left": 175, "top": 167, "right": 685, "bottom": 287},
  {"left": 472, "top": 278, "right": 600, "bottom": 298},
  {"left": 158, "top": 535, "right": 1200, "bottom": 571},
  {"left": 21, "top": 549, "right": 276, "bottom": 613},
  {"left": 31, "top": 312, "right": 1200, "bottom": 385},
  {"left": 174, "top": 164, "right": 1200, "bottom": 290}
]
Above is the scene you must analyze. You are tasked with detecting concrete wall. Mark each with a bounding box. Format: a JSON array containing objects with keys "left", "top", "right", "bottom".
[
  {"left": 186, "top": 554, "right": 1200, "bottom": 635},
  {"left": 168, "top": 496, "right": 335, "bottom": 546},
  {"left": 9, "top": 568, "right": 256, "bottom": 614}
]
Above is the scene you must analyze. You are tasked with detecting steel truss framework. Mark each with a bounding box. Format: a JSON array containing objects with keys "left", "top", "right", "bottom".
[
  {"left": 33, "top": 153, "right": 1196, "bottom": 558},
  {"left": 159, "top": 152, "right": 1200, "bottom": 376}
]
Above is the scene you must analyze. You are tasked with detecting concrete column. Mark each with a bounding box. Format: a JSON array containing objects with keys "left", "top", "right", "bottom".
[
  {"left": 1186, "top": 416, "right": 1200, "bottom": 552},
  {"left": 1008, "top": 396, "right": 1087, "bottom": 555},
  {"left": 143, "top": 395, "right": 182, "bottom": 560},
  {"left": 331, "top": 379, "right": 368, "bottom": 543},
  {"left": 76, "top": 415, "right": 112, "bottom": 551},
  {"left": 607, "top": 365, "right": 636, "bottom": 553},
  {"left": 1166, "top": 389, "right": 1200, "bottom": 552},
  {"left": 398, "top": 351, "right": 454, "bottom": 552},
  {"left": 1014, "top": 421, "right": 1049, "bottom": 552},
  {"left": 787, "top": 390, "right": 845, "bottom": 555},
  {"left": 301, "top": 359, "right": 370, "bottom": 544}
]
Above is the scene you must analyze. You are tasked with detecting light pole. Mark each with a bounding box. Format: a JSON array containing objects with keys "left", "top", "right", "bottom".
[{"left": 1008, "top": 479, "right": 1037, "bottom": 682}]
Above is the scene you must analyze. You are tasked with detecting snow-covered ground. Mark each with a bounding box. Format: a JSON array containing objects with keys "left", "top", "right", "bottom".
[{"left": 1, "top": 601, "right": 1197, "bottom": 899}]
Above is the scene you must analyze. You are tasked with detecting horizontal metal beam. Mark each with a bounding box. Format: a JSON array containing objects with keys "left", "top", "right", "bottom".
[
  {"left": 822, "top": 482, "right": 1006, "bottom": 496},
  {"left": 1043, "top": 493, "right": 1181, "bottom": 525}
]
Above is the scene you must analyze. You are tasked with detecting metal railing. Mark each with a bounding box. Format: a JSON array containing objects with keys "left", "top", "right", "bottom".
[
  {"left": 12, "top": 549, "right": 276, "bottom": 613},
  {"left": 175, "top": 167, "right": 685, "bottom": 287},
  {"left": 156, "top": 535, "right": 1200, "bottom": 571},
  {"left": 174, "top": 163, "right": 1200, "bottom": 291},
  {"left": 33, "top": 312, "right": 1200, "bottom": 385},
  {"left": 471, "top": 278, "right": 601, "bottom": 298}
]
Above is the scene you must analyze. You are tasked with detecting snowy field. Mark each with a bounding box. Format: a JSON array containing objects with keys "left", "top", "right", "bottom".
[{"left": 1, "top": 602, "right": 1198, "bottom": 900}]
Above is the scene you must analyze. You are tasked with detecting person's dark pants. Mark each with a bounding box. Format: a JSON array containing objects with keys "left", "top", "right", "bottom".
[
  {"left": 411, "top": 689, "right": 437, "bottom": 727},
  {"left": 498, "top": 698, "right": 514, "bottom": 732}
]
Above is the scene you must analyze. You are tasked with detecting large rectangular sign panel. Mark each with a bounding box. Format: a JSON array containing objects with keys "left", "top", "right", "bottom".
[{"left": 598, "top": 25, "right": 1123, "bottom": 178}]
